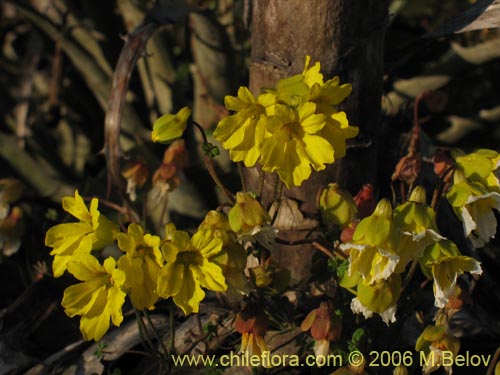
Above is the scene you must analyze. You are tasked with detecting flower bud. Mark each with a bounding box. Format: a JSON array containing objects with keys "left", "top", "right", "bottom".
[
  {"left": 318, "top": 183, "right": 357, "bottom": 227},
  {"left": 228, "top": 192, "right": 270, "bottom": 235}
]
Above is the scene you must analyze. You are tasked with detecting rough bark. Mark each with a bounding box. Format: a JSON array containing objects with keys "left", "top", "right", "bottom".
[{"left": 247, "top": 0, "right": 390, "bottom": 281}]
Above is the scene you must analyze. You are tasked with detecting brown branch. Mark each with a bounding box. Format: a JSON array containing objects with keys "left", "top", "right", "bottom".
[
  {"left": 104, "top": 21, "right": 159, "bottom": 193},
  {"left": 15, "top": 31, "right": 43, "bottom": 150}
]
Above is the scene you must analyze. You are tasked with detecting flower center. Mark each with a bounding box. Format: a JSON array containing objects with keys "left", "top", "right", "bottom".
[
  {"left": 282, "top": 121, "right": 304, "bottom": 139},
  {"left": 176, "top": 250, "right": 203, "bottom": 267},
  {"left": 135, "top": 245, "right": 153, "bottom": 258}
]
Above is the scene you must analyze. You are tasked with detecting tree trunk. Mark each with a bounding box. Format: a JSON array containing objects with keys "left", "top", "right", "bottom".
[{"left": 247, "top": 0, "right": 390, "bottom": 281}]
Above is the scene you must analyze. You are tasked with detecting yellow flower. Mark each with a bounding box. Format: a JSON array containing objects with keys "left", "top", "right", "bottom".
[
  {"left": 213, "top": 87, "right": 274, "bottom": 167},
  {"left": 416, "top": 318, "right": 460, "bottom": 375},
  {"left": 447, "top": 170, "right": 500, "bottom": 248},
  {"left": 117, "top": 223, "right": 163, "bottom": 310},
  {"left": 151, "top": 106, "right": 191, "bottom": 144},
  {"left": 310, "top": 77, "right": 352, "bottom": 111},
  {"left": 260, "top": 102, "right": 330, "bottom": 188},
  {"left": 453, "top": 148, "right": 500, "bottom": 189},
  {"left": 198, "top": 211, "right": 249, "bottom": 298},
  {"left": 420, "top": 240, "right": 482, "bottom": 308},
  {"left": 214, "top": 56, "right": 357, "bottom": 189},
  {"left": 157, "top": 230, "right": 226, "bottom": 315},
  {"left": 431, "top": 255, "right": 482, "bottom": 308},
  {"left": 318, "top": 183, "right": 358, "bottom": 228},
  {"left": 45, "top": 190, "right": 118, "bottom": 277},
  {"left": 340, "top": 199, "right": 400, "bottom": 285},
  {"left": 228, "top": 192, "right": 271, "bottom": 236},
  {"left": 61, "top": 254, "right": 126, "bottom": 341},
  {"left": 302, "top": 55, "right": 323, "bottom": 87},
  {"left": 351, "top": 274, "right": 401, "bottom": 325},
  {"left": 393, "top": 186, "right": 444, "bottom": 274}
]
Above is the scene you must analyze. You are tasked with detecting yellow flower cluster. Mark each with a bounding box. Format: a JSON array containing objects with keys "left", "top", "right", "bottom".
[
  {"left": 447, "top": 149, "right": 500, "bottom": 248},
  {"left": 45, "top": 191, "right": 239, "bottom": 341},
  {"left": 339, "top": 186, "right": 481, "bottom": 323},
  {"left": 214, "top": 56, "right": 358, "bottom": 188}
]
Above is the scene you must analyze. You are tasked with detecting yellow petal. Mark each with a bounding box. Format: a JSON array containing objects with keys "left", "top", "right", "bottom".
[
  {"left": 61, "top": 281, "right": 105, "bottom": 317},
  {"left": 79, "top": 288, "right": 110, "bottom": 341},
  {"left": 192, "top": 230, "right": 222, "bottom": 258},
  {"left": 67, "top": 253, "right": 104, "bottom": 280},
  {"left": 157, "top": 262, "right": 184, "bottom": 298},
  {"left": 173, "top": 267, "right": 205, "bottom": 315},
  {"left": 107, "top": 286, "right": 126, "bottom": 326},
  {"left": 62, "top": 190, "right": 91, "bottom": 222},
  {"left": 194, "top": 259, "right": 227, "bottom": 291},
  {"left": 151, "top": 107, "right": 191, "bottom": 144},
  {"left": 46, "top": 223, "right": 93, "bottom": 254}
]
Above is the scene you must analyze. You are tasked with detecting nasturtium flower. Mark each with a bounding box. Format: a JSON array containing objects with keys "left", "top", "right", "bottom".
[
  {"left": 214, "top": 56, "right": 357, "bottom": 189},
  {"left": 45, "top": 190, "right": 118, "bottom": 277},
  {"left": 340, "top": 199, "right": 400, "bottom": 285},
  {"left": 301, "top": 301, "right": 342, "bottom": 358},
  {"left": 309, "top": 76, "right": 352, "bottom": 114},
  {"left": 198, "top": 211, "right": 249, "bottom": 298},
  {"left": 420, "top": 240, "right": 482, "bottom": 308},
  {"left": 351, "top": 274, "right": 401, "bottom": 325},
  {"left": 61, "top": 254, "right": 126, "bottom": 341},
  {"left": 151, "top": 106, "right": 191, "bottom": 144},
  {"left": 228, "top": 192, "right": 271, "bottom": 236},
  {"left": 213, "top": 87, "right": 274, "bottom": 167},
  {"left": 121, "top": 161, "right": 149, "bottom": 202},
  {"left": 117, "top": 223, "right": 163, "bottom": 310},
  {"left": 318, "top": 183, "right": 357, "bottom": 228},
  {"left": 157, "top": 230, "right": 226, "bottom": 315},
  {"left": 261, "top": 102, "right": 331, "bottom": 188},
  {"left": 430, "top": 255, "right": 482, "bottom": 308},
  {"left": 419, "top": 239, "right": 461, "bottom": 279},
  {"left": 302, "top": 55, "right": 323, "bottom": 87},
  {"left": 416, "top": 320, "right": 460, "bottom": 375},
  {"left": 234, "top": 305, "right": 269, "bottom": 363},
  {"left": 273, "top": 74, "right": 310, "bottom": 107},
  {"left": 315, "top": 112, "right": 358, "bottom": 162},
  {"left": 447, "top": 169, "right": 500, "bottom": 248},
  {"left": 393, "top": 186, "right": 444, "bottom": 274},
  {"left": 453, "top": 148, "right": 500, "bottom": 189}
]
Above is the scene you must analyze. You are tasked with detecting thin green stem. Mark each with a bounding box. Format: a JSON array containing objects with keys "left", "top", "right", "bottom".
[
  {"left": 204, "top": 154, "right": 235, "bottom": 204},
  {"left": 144, "top": 310, "right": 169, "bottom": 359},
  {"left": 192, "top": 120, "right": 209, "bottom": 145},
  {"left": 238, "top": 162, "right": 247, "bottom": 191},
  {"left": 192, "top": 120, "right": 235, "bottom": 204},
  {"left": 133, "top": 307, "right": 157, "bottom": 357},
  {"left": 169, "top": 302, "right": 176, "bottom": 355},
  {"left": 402, "top": 258, "right": 419, "bottom": 292}
]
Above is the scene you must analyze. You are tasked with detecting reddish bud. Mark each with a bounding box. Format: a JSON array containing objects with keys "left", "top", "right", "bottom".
[
  {"left": 353, "top": 184, "right": 375, "bottom": 219},
  {"left": 340, "top": 220, "right": 358, "bottom": 243},
  {"left": 433, "top": 150, "right": 454, "bottom": 183}
]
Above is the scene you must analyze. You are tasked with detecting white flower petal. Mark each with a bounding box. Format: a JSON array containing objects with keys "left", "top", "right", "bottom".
[
  {"left": 350, "top": 297, "right": 373, "bottom": 319},
  {"left": 350, "top": 298, "right": 396, "bottom": 326},
  {"left": 379, "top": 305, "right": 397, "bottom": 325},
  {"left": 461, "top": 206, "right": 477, "bottom": 237}
]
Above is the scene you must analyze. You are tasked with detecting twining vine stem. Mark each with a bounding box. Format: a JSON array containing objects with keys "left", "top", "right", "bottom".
[{"left": 192, "top": 121, "right": 235, "bottom": 204}]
